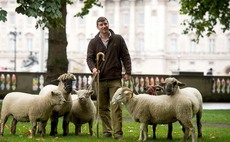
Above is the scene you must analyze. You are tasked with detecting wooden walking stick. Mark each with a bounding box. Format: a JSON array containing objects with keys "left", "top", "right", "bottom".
[{"left": 96, "top": 52, "right": 105, "bottom": 138}]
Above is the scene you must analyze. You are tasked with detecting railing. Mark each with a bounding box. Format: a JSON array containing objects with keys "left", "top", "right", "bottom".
[{"left": 0, "top": 72, "right": 230, "bottom": 102}]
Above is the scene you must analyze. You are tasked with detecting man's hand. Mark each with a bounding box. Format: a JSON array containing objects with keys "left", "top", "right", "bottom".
[
  {"left": 123, "top": 74, "right": 131, "bottom": 81},
  {"left": 92, "top": 68, "right": 98, "bottom": 76}
]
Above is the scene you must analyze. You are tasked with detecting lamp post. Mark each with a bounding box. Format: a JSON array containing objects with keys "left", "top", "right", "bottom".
[
  {"left": 177, "top": 55, "right": 181, "bottom": 71},
  {"left": 9, "top": 29, "right": 17, "bottom": 72}
]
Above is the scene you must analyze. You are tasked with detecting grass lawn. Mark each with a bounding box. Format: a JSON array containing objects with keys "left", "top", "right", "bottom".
[{"left": 0, "top": 105, "right": 229, "bottom": 142}]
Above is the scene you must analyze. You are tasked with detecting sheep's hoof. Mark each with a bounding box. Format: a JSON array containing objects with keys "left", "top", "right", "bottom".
[{"left": 28, "top": 135, "right": 33, "bottom": 139}]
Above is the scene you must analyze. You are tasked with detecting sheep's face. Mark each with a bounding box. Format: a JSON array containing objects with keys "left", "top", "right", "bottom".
[
  {"left": 63, "top": 79, "right": 74, "bottom": 94},
  {"left": 111, "top": 87, "right": 132, "bottom": 104},
  {"left": 76, "top": 90, "right": 94, "bottom": 104},
  {"left": 144, "top": 85, "right": 164, "bottom": 96},
  {"left": 51, "top": 90, "right": 66, "bottom": 105},
  {"left": 162, "top": 77, "right": 185, "bottom": 95},
  {"left": 144, "top": 85, "right": 156, "bottom": 95},
  {"left": 58, "top": 73, "right": 76, "bottom": 94}
]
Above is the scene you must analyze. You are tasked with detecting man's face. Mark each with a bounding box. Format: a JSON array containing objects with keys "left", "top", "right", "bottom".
[{"left": 97, "top": 20, "right": 109, "bottom": 34}]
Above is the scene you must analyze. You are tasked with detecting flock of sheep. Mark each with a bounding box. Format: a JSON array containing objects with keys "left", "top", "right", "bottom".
[{"left": 0, "top": 73, "right": 203, "bottom": 142}]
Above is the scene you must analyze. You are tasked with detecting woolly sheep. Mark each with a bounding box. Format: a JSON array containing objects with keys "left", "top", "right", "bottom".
[
  {"left": 111, "top": 87, "right": 199, "bottom": 142},
  {"left": 70, "top": 90, "right": 96, "bottom": 136},
  {"left": 144, "top": 85, "right": 173, "bottom": 140},
  {"left": 161, "top": 77, "right": 203, "bottom": 138},
  {"left": 38, "top": 73, "right": 76, "bottom": 136},
  {"left": 0, "top": 90, "right": 65, "bottom": 138},
  {"left": 145, "top": 83, "right": 203, "bottom": 140}
]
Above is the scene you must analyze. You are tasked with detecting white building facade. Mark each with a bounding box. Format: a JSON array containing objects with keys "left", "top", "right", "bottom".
[{"left": 0, "top": 0, "right": 230, "bottom": 75}]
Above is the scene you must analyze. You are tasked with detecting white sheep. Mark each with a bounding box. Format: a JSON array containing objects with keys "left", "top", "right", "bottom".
[
  {"left": 161, "top": 77, "right": 203, "bottom": 138},
  {"left": 145, "top": 83, "right": 203, "bottom": 140},
  {"left": 70, "top": 90, "right": 96, "bottom": 136},
  {"left": 0, "top": 90, "right": 65, "bottom": 138},
  {"left": 38, "top": 73, "right": 76, "bottom": 136},
  {"left": 111, "top": 87, "right": 199, "bottom": 142}
]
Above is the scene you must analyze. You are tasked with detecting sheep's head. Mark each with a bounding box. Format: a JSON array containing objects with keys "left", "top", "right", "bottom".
[
  {"left": 51, "top": 90, "right": 66, "bottom": 105},
  {"left": 111, "top": 87, "right": 133, "bottom": 105},
  {"left": 144, "top": 85, "right": 164, "bottom": 96},
  {"left": 74, "top": 90, "right": 94, "bottom": 104},
  {"left": 160, "top": 77, "right": 185, "bottom": 95},
  {"left": 58, "top": 73, "right": 76, "bottom": 94}
]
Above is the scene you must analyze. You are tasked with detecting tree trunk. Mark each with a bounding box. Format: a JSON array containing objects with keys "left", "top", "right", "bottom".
[{"left": 45, "top": 0, "right": 68, "bottom": 85}]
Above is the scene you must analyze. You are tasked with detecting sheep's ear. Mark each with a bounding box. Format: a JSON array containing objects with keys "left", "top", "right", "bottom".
[
  {"left": 89, "top": 90, "right": 94, "bottom": 95},
  {"left": 177, "top": 81, "right": 186, "bottom": 87},
  {"left": 51, "top": 91, "right": 56, "bottom": 96},
  {"left": 72, "top": 89, "right": 78, "bottom": 94}
]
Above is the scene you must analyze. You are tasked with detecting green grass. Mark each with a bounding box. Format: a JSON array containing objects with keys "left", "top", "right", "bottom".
[{"left": 0, "top": 105, "right": 230, "bottom": 142}]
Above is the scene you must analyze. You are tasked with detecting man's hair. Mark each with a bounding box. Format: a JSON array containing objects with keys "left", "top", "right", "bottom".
[{"left": 96, "top": 16, "right": 108, "bottom": 26}]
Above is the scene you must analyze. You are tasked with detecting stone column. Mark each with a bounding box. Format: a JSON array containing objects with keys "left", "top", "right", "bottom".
[
  {"left": 129, "top": 0, "right": 136, "bottom": 52},
  {"left": 113, "top": 0, "right": 120, "bottom": 33}
]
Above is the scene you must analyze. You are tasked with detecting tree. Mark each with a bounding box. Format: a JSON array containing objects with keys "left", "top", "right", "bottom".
[
  {"left": 179, "top": 0, "right": 230, "bottom": 42},
  {"left": 0, "top": 0, "right": 101, "bottom": 84}
]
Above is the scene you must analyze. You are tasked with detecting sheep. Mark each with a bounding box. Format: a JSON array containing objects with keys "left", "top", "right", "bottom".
[
  {"left": 144, "top": 85, "right": 173, "bottom": 140},
  {"left": 38, "top": 73, "right": 76, "bottom": 136},
  {"left": 144, "top": 83, "right": 203, "bottom": 140},
  {"left": 161, "top": 77, "right": 203, "bottom": 138},
  {"left": 70, "top": 89, "right": 96, "bottom": 136},
  {"left": 0, "top": 90, "right": 65, "bottom": 138},
  {"left": 111, "top": 87, "right": 199, "bottom": 142}
]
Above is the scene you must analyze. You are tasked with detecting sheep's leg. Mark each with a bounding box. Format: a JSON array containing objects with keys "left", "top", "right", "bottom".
[
  {"left": 30, "top": 121, "right": 37, "bottom": 138},
  {"left": 40, "top": 121, "right": 47, "bottom": 137},
  {"left": 0, "top": 114, "right": 10, "bottom": 136},
  {"left": 75, "top": 124, "right": 80, "bottom": 135},
  {"left": 143, "top": 123, "right": 148, "bottom": 141},
  {"left": 152, "top": 124, "right": 156, "bottom": 139},
  {"left": 196, "top": 110, "right": 202, "bottom": 138},
  {"left": 50, "top": 113, "right": 58, "bottom": 136},
  {"left": 62, "top": 114, "right": 70, "bottom": 136},
  {"left": 138, "top": 123, "right": 144, "bottom": 141},
  {"left": 167, "top": 123, "right": 173, "bottom": 140},
  {"left": 181, "top": 120, "right": 197, "bottom": 142},
  {"left": 138, "top": 123, "right": 148, "bottom": 141},
  {"left": 37, "top": 122, "right": 42, "bottom": 134},
  {"left": 10, "top": 118, "right": 17, "bottom": 135},
  {"left": 89, "top": 120, "right": 93, "bottom": 136}
]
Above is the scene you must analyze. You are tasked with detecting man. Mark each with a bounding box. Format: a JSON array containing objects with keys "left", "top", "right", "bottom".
[{"left": 86, "top": 16, "right": 132, "bottom": 140}]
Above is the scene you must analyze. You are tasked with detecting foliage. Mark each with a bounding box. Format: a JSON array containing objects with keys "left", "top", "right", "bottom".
[
  {"left": 75, "top": 0, "right": 102, "bottom": 18},
  {"left": 0, "top": 8, "right": 7, "bottom": 22},
  {"left": 0, "top": 0, "right": 101, "bottom": 29},
  {"left": 180, "top": 0, "right": 230, "bottom": 42}
]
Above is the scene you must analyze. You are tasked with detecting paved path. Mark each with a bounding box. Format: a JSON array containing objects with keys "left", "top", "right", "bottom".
[{"left": 203, "top": 102, "right": 230, "bottom": 110}]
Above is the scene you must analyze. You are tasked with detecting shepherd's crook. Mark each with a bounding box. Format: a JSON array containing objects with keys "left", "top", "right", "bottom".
[{"left": 96, "top": 52, "right": 105, "bottom": 138}]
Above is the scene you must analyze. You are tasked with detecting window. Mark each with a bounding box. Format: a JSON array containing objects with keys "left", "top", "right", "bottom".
[
  {"left": 136, "top": 38, "right": 144, "bottom": 52},
  {"left": 26, "top": 38, "right": 33, "bottom": 51},
  {"left": 122, "top": 13, "right": 130, "bottom": 26},
  {"left": 228, "top": 39, "right": 230, "bottom": 53},
  {"left": 209, "top": 39, "right": 215, "bottom": 53},
  {"left": 170, "top": 38, "right": 177, "bottom": 53},
  {"left": 107, "top": 13, "right": 114, "bottom": 26},
  {"left": 27, "top": 17, "right": 33, "bottom": 25},
  {"left": 78, "top": 17, "right": 85, "bottom": 28},
  {"left": 171, "top": 13, "right": 178, "bottom": 26},
  {"left": 78, "top": 34, "right": 85, "bottom": 53},
  {"left": 189, "top": 39, "right": 196, "bottom": 53},
  {"left": 137, "top": 12, "right": 144, "bottom": 26},
  {"left": 9, "top": 13, "right": 16, "bottom": 25}
]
